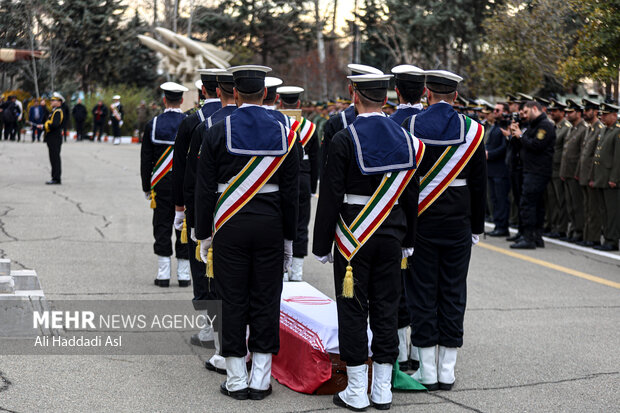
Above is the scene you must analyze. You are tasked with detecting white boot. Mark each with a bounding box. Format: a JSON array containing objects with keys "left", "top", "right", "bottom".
[
  {"left": 225, "top": 357, "right": 248, "bottom": 391},
  {"left": 154, "top": 256, "right": 171, "bottom": 286},
  {"left": 113, "top": 137, "right": 120, "bottom": 145},
  {"left": 437, "top": 346, "right": 457, "bottom": 390},
  {"left": 335, "top": 364, "right": 369, "bottom": 410},
  {"left": 397, "top": 327, "right": 409, "bottom": 364},
  {"left": 177, "top": 258, "right": 191, "bottom": 286},
  {"left": 205, "top": 332, "right": 226, "bottom": 373},
  {"left": 412, "top": 346, "right": 438, "bottom": 390},
  {"left": 288, "top": 257, "right": 304, "bottom": 281},
  {"left": 370, "top": 362, "right": 393, "bottom": 408},
  {"left": 248, "top": 352, "right": 272, "bottom": 391}
]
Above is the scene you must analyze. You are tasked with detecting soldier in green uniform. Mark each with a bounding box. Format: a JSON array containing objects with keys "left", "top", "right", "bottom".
[
  {"left": 591, "top": 102, "right": 620, "bottom": 251},
  {"left": 559, "top": 99, "right": 588, "bottom": 243},
  {"left": 544, "top": 99, "right": 571, "bottom": 238},
  {"left": 577, "top": 99, "right": 605, "bottom": 247}
]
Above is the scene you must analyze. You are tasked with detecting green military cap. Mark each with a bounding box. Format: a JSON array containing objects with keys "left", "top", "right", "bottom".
[
  {"left": 517, "top": 92, "right": 533, "bottom": 102},
  {"left": 534, "top": 96, "right": 549, "bottom": 106},
  {"left": 548, "top": 98, "right": 566, "bottom": 111},
  {"left": 599, "top": 102, "right": 619, "bottom": 114},
  {"left": 564, "top": 98, "right": 583, "bottom": 112},
  {"left": 581, "top": 98, "right": 600, "bottom": 110}
]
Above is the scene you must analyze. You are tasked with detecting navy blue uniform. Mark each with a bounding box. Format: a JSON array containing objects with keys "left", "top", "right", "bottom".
[{"left": 486, "top": 123, "right": 510, "bottom": 231}]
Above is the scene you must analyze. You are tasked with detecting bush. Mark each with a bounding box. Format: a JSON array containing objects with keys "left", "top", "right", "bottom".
[{"left": 82, "top": 85, "right": 157, "bottom": 136}]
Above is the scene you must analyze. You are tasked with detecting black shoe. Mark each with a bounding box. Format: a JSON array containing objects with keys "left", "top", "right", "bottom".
[
  {"left": 370, "top": 400, "right": 391, "bottom": 410},
  {"left": 506, "top": 233, "right": 522, "bottom": 242},
  {"left": 510, "top": 240, "right": 536, "bottom": 249},
  {"left": 576, "top": 240, "right": 594, "bottom": 247},
  {"left": 568, "top": 236, "right": 583, "bottom": 243},
  {"left": 408, "top": 359, "right": 419, "bottom": 371},
  {"left": 593, "top": 244, "right": 619, "bottom": 252},
  {"left": 249, "top": 385, "right": 272, "bottom": 400},
  {"left": 333, "top": 393, "right": 367, "bottom": 411},
  {"left": 178, "top": 280, "right": 191, "bottom": 287},
  {"left": 487, "top": 229, "right": 509, "bottom": 237},
  {"left": 45, "top": 179, "right": 61, "bottom": 185},
  {"left": 154, "top": 279, "right": 169, "bottom": 287},
  {"left": 398, "top": 360, "right": 410, "bottom": 371},
  {"left": 220, "top": 382, "right": 249, "bottom": 400},
  {"left": 439, "top": 381, "right": 454, "bottom": 391},
  {"left": 558, "top": 236, "right": 571, "bottom": 242},
  {"left": 423, "top": 382, "right": 439, "bottom": 391},
  {"left": 535, "top": 238, "right": 545, "bottom": 248},
  {"left": 205, "top": 360, "right": 226, "bottom": 375},
  {"left": 191, "top": 333, "right": 215, "bottom": 349},
  {"left": 544, "top": 231, "right": 560, "bottom": 238}
]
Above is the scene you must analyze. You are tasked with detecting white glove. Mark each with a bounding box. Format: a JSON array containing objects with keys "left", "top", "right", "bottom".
[
  {"left": 144, "top": 192, "right": 151, "bottom": 200},
  {"left": 283, "top": 239, "right": 293, "bottom": 273},
  {"left": 173, "top": 210, "right": 185, "bottom": 231},
  {"left": 199, "top": 238, "right": 212, "bottom": 263},
  {"left": 314, "top": 253, "right": 333, "bottom": 264},
  {"left": 119, "top": 120, "right": 124, "bottom": 127},
  {"left": 190, "top": 227, "right": 197, "bottom": 242},
  {"left": 108, "top": 120, "right": 111, "bottom": 125},
  {"left": 472, "top": 234, "right": 481, "bottom": 246},
  {"left": 402, "top": 247, "right": 414, "bottom": 258}
]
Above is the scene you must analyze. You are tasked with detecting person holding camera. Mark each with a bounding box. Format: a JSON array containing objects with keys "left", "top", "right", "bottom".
[{"left": 508, "top": 101, "right": 555, "bottom": 249}]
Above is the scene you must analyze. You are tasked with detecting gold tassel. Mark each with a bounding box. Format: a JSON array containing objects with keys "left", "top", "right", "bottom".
[
  {"left": 150, "top": 189, "right": 156, "bottom": 209},
  {"left": 195, "top": 240, "right": 202, "bottom": 262},
  {"left": 206, "top": 247, "right": 214, "bottom": 278},
  {"left": 401, "top": 257, "right": 408, "bottom": 270},
  {"left": 342, "top": 264, "right": 354, "bottom": 298},
  {"left": 180, "top": 219, "right": 188, "bottom": 244}
]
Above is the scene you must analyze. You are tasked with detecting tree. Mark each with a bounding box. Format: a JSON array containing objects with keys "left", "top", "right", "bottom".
[
  {"left": 560, "top": 0, "right": 620, "bottom": 101},
  {"left": 113, "top": 12, "right": 159, "bottom": 89}
]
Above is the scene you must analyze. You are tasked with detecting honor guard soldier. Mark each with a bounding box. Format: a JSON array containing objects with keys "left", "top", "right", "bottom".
[
  {"left": 402, "top": 70, "right": 486, "bottom": 390},
  {"left": 110, "top": 95, "right": 124, "bottom": 145},
  {"left": 140, "top": 82, "right": 190, "bottom": 287},
  {"left": 262, "top": 76, "right": 290, "bottom": 127},
  {"left": 171, "top": 69, "right": 222, "bottom": 347},
  {"left": 545, "top": 98, "right": 571, "bottom": 238},
  {"left": 321, "top": 63, "right": 383, "bottom": 171},
  {"left": 42, "top": 93, "right": 65, "bottom": 185},
  {"left": 195, "top": 65, "right": 300, "bottom": 400},
  {"left": 313, "top": 73, "right": 424, "bottom": 410},
  {"left": 388, "top": 64, "right": 426, "bottom": 372},
  {"left": 184, "top": 70, "right": 239, "bottom": 371},
  {"left": 578, "top": 98, "right": 605, "bottom": 247},
  {"left": 389, "top": 65, "right": 426, "bottom": 126},
  {"left": 591, "top": 102, "right": 620, "bottom": 251},
  {"left": 277, "top": 86, "right": 319, "bottom": 281},
  {"left": 559, "top": 99, "right": 588, "bottom": 243}
]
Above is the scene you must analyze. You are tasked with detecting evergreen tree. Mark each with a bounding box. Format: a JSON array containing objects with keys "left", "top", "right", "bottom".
[{"left": 113, "top": 12, "right": 159, "bottom": 89}]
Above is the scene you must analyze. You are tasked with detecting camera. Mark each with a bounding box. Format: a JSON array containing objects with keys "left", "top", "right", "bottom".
[
  {"left": 511, "top": 112, "right": 520, "bottom": 124},
  {"left": 498, "top": 113, "right": 512, "bottom": 129}
]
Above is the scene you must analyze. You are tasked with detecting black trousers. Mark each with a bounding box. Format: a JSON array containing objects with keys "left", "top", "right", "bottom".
[
  {"left": 334, "top": 235, "right": 401, "bottom": 365},
  {"left": 398, "top": 269, "right": 411, "bottom": 329},
  {"left": 46, "top": 137, "right": 62, "bottom": 181},
  {"left": 187, "top": 237, "right": 217, "bottom": 311},
  {"left": 406, "top": 229, "right": 471, "bottom": 348},
  {"left": 520, "top": 173, "right": 550, "bottom": 240},
  {"left": 293, "top": 173, "right": 311, "bottom": 257},
  {"left": 93, "top": 121, "right": 104, "bottom": 140},
  {"left": 488, "top": 175, "right": 510, "bottom": 230},
  {"left": 510, "top": 167, "right": 523, "bottom": 230},
  {"left": 214, "top": 213, "right": 283, "bottom": 357},
  {"left": 75, "top": 121, "right": 85, "bottom": 140},
  {"left": 4, "top": 122, "right": 17, "bottom": 141},
  {"left": 112, "top": 120, "right": 121, "bottom": 138},
  {"left": 32, "top": 126, "right": 43, "bottom": 142},
  {"left": 152, "top": 180, "right": 188, "bottom": 259}
]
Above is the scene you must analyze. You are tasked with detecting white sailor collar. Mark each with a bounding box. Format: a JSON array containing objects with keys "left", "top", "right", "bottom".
[
  {"left": 397, "top": 103, "right": 423, "bottom": 110},
  {"left": 164, "top": 108, "right": 184, "bottom": 113},
  {"left": 357, "top": 111, "right": 387, "bottom": 118}
]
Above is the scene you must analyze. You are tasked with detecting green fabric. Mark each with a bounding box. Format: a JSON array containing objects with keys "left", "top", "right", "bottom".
[{"left": 392, "top": 361, "right": 427, "bottom": 391}]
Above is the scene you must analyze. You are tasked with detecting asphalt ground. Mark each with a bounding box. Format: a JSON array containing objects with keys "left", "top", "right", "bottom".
[{"left": 0, "top": 139, "right": 618, "bottom": 412}]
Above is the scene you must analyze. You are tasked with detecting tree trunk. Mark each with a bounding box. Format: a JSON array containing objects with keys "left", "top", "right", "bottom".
[
  {"left": 153, "top": 0, "right": 158, "bottom": 27},
  {"left": 27, "top": 5, "right": 39, "bottom": 98},
  {"left": 314, "top": 0, "right": 327, "bottom": 100},
  {"left": 172, "top": 0, "right": 179, "bottom": 32}
]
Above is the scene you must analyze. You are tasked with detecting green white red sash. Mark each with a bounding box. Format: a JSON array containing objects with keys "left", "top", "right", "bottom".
[
  {"left": 151, "top": 146, "right": 173, "bottom": 189},
  {"left": 335, "top": 137, "right": 424, "bottom": 261},
  {"left": 418, "top": 116, "right": 483, "bottom": 215},
  {"left": 212, "top": 127, "right": 297, "bottom": 235},
  {"left": 292, "top": 117, "right": 316, "bottom": 147}
]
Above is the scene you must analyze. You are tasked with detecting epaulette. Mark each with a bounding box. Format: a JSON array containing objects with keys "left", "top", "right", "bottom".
[
  {"left": 598, "top": 123, "right": 603, "bottom": 128},
  {"left": 563, "top": 120, "right": 571, "bottom": 128}
]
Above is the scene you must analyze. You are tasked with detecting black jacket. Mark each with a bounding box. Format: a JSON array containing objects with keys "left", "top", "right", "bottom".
[
  {"left": 194, "top": 119, "right": 300, "bottom": 241},
  {"left": 485, "top": 123, "right": 508, "bottom": 177},
  {"left": 72, "top": 104, "right": 87, "bottom": 123},
  {"left": 312, "top": 128, "right": 419, "bottom": 257},
  {"left": 519, "top": 113, "right": 555, "bottom": 177}
]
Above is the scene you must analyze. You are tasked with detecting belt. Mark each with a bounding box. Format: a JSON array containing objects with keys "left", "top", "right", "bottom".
[
  {"left": 217, "top": 183, "right": 279, "bottom": 193},
  {"left": 449, "top": 179, "right": 467, "bottom": 187},
  {"left": 344, "top": 194, "right": 398, "bottom": 205}
]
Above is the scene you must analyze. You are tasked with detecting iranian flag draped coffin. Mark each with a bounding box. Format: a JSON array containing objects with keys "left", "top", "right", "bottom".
[{"left": 272, "top": 282, "right": 372, "bottom": 394}]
